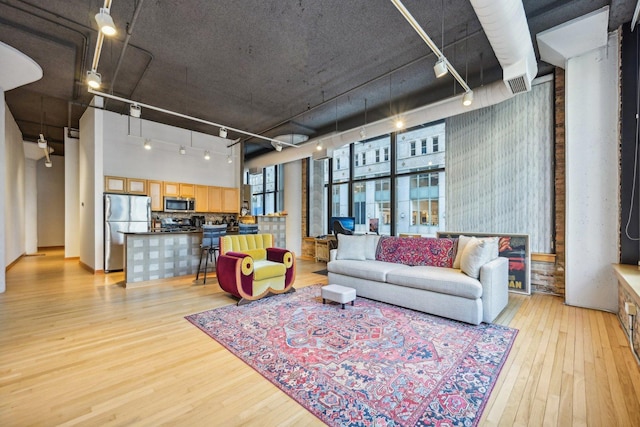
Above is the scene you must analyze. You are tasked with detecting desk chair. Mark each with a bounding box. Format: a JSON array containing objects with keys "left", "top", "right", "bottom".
[{"left": 196, "top": 224, "right": 227, "bottom": 284}]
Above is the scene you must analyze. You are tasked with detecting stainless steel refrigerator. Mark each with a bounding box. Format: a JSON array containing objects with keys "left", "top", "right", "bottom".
[{"left": 104, "top": 194, "right": 151, "bottom": 272}]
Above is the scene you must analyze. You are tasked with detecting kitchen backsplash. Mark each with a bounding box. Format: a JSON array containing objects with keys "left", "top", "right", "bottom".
[{"left": 153, "top": 211, "right": 238, "bottom": 226}]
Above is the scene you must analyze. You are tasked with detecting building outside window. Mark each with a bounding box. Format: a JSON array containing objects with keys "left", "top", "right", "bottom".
[
  {"left": 248, "top": 165, "right": 282, "bottom": 215},
  {"left": 432, "top": 136, "right": 439, "bottom": 152},
  {"left": 421, "top": 139, "right": 428, "bottom": 154}
]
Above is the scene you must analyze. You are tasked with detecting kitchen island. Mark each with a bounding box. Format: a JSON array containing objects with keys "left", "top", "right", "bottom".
[{"left": 121, "top": 229, "right": 203, "bottom": 287}]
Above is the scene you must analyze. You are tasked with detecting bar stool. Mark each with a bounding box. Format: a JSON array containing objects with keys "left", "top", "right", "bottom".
[
  {"left": 196, "top": 224, "right": 227, "bottom": 284},
  {"left": 239, "top": 223, "right": 259, "bottom": 234}
]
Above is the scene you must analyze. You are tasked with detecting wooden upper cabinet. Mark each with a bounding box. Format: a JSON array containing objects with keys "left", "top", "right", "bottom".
[
  {"left": 163, "top": 182, "right": 180, "bottom": 197},
  {"left": 221, "top": 187, "right": 239, "bottom": 213},
  {"left": 105, "top": 176, "right": 126, "bottom": 193},
  {"left": 179, "top": 183, "right": 195, "bottom": 198},
  {"left": 126, "top": 178, "right": 147, "bottom": 195},
  {"left": 148, "top": 180, "right": 163, "bottom": 211},
  {"left": 195, "top": 185, "right": 209, "bottom": 212},
  {"left": 208, "top": 186, "right": 222, "bottom": 212}
]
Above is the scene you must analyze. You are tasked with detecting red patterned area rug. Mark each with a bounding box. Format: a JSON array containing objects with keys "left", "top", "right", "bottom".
[{"left": 186, "top": 285, "right": 517, "bottom": 426}]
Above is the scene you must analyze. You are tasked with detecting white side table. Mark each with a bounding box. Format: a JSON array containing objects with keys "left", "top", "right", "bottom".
[{"left": 321, "top": 284, "right": 356, "bottom": 309}]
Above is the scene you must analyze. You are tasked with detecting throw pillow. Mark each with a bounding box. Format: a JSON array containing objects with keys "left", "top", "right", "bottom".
[
  {"left": 453, "top": 235, "right": 473, "bottom": 269},
  {"left": 365, "top": 235, "right": 381, "bottom": 260},
  {"left": 460, "top": 237, "right": 493, "bottom": 278},
  {"left": 336, "top": 234, "right": 366, "bottom": 261}
]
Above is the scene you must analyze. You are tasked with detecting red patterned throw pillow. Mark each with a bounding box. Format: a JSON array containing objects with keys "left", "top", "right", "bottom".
[{"left": 375, "top": 236, "right": 456, "bottom": 267}]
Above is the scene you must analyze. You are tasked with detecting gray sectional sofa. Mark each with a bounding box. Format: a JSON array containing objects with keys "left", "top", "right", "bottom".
[{"left": 326, "top": 234, "right": 509, "bottom": 325}]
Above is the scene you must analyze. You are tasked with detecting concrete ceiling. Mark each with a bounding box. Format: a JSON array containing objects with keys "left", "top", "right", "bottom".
[{"left": 1, "top": 0, "right": 636, "bottom": 160}]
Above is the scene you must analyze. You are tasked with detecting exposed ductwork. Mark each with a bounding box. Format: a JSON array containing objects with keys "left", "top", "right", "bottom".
[
  {"left": 247, "top": 0, "right": 539, "bottom": 169},
  {"left": 469, "top": 0, "right": 538, "bottom": 94}
]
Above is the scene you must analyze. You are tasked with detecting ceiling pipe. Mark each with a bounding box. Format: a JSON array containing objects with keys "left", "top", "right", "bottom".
[
  {"left": 469, "top": 0, "right": 537, "bottom": 93},
  {"left": 107, "top": 0, "right": 145, "bottom": 96}
]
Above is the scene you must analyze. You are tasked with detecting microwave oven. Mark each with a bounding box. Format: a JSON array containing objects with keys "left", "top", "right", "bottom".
[{"left": 164, "top": 197, "right": 195, "bottom": 213}]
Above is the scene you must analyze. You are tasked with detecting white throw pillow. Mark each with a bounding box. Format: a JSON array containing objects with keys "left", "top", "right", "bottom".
[
  {"left": 453, "top": 235, "right": 473, "bottom": 269},
  {"left": 365, "top": 234, "right": 381, "bottom": 260},
  {"left": 336, "top": 234, "right": 367, "bottom": 261},
  {"left": 460, "top": 237, "right": 494, "bottom": 278}
]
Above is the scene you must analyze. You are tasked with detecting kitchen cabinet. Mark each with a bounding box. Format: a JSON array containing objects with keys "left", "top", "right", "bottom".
[
  {"left": 126, "top": 178, "right": 147, "bottom": 195},
  {"left": 163, "top": 182, "right": 180, "bottom": 197},
  {"left": 105, "top": 176, "right": 126, "bottom": 193},
  {"left": 180, "top": 183, "right": 195, "bottom": 198},
  {"left": 221, "top": 187, "right": 239, "bottom": 213},
  {"left": 208, "top": 186, "right": 222, "bottom": 212},
  {"left": 195, "top": 185, "right": 209, "bottom": 212},
  {"left": 148, "top": 180, "right": 163, "bottom": 211}
]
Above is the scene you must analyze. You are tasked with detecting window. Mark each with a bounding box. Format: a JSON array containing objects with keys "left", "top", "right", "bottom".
[
  {"left": 362, "top": 153, "right": 366, "bottom": 165},
  {"left": 355, "top": 155, "right": 359, "bottom": 167},
  {"left": 421, "top": 139, "right": 428, "bottom": 154},
  {"left": 410, "top": 141, "right": 416, "bottom": 156},
  {"left": 375, "top": 149, "right": 380, "bottom": 163},
  {"left": 384, "top": 147, "right": 389, "bottom": 161},
  {"left": 432, "top": 136, "right": 439, "bottom": 152},
  {"left": 248, "top": 165, "right": 282, "bottom": 215}
]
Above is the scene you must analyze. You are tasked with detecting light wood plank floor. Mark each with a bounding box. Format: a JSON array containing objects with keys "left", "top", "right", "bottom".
[{"left": 1, "top": 248, "right": 639, "bottom": 426}]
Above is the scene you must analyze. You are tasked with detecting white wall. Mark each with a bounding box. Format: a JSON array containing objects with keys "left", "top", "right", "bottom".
[
  {"left": 37, "top": 156, "right": 65, "bottom": 247},
  {"left": 64, "top": 130, "right": 79, "bottom": 258},
  {"left": 0, "top": 97, "right": 6, "bottom": 293},
  {"left": 24, "top": 158, "right": 37, "bottom": 254},
  {"left": 79, "top": 98, "right": 102, "bottom": 270},
  {"left": 102, "top": 112, "right": 239, "bottom": 187},
  {"left": 3, "top": 103, "right": 26, "bottom": 271},
  {"left": 565, "top": 31, "right": 620, "bottom": 312},
  {"left": 284, "top": 160, "right": 302, "bottom": 256}
]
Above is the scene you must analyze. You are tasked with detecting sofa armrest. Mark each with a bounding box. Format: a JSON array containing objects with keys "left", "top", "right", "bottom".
[
  {"left": 329, "top": 249, "right": 338, "bottom": 261},
  {"left": 479, "top": 257, "right": 509, "bottom": 323},
  {"left": 266, "top": 247, "right": 296, "bottom": 289}
]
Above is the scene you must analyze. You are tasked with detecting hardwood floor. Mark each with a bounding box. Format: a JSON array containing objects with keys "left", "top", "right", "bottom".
[{"left": 1, "top": 248, "right": 639, "bottom": 426}]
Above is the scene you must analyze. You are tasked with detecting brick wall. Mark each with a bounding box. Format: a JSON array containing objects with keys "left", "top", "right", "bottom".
[{"left": 553, "top": 68, "right": 566, "bottom": 296}]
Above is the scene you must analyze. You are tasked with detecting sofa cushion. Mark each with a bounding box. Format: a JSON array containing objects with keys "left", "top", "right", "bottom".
[
  {"left": 253, "top": 259, "right": 286, "bottom": 281},
  {"left": 336, "top": 234, "right": 366, "bottom": 260},
  {"left": 453, "top": 235, "right": 472, "bottom": 269},
  {"left": 375, "top": 236, "right": 455, "bottom": 267},
  {"left": 328, "top": 259, "right": 405, "bottom": 282},
  {"left": 386, "top": 265, "right": 483, "bottom": 299}
]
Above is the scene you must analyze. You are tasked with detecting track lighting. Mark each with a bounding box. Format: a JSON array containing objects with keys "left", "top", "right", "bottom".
[
  {"left": 227, "top": 155, "right": 233, "bottom": 164},
  {"left": 462, "top": 90, "right": 474, "bottom": 106},
  {"left": 204, "top": 150, "right": 210, "bottom": 160},
  {"left": 395, "top": 119, "right": 404, "bottom": 129},
  {"left": 95, "top": 7, "right": 117, "bottom": 36},
  {"left": 271, "top": 141, "right": 283, "bottom": 152},
  {"left": 219, "top": 128, "right": 227, "bottom": 138},
  {"left": 45, "top": 159, "right": 52, "bottom": 168},
  {"left": 434, "top": 57, "right": 448, "bottom": 78},
  {"left": 316, "top": 142, "right": 323, "bottom": 151},
  {"left": 179, "top": 145, "right": 186, "bottom": 155},
  {"left": 130, "top": 104, "right": 141, "bottom": 118},
  {"left": 86, "top": 70, "right": 102, "bottom": 89},
  {"left": 143, "top": 139, "right": 151, "bottom": 150},
  {"left": 37, "top": 133, "right": 47, "bottom": 149},
  {"left": 359, "top": 127, "right": 366, "bottom": 140}
]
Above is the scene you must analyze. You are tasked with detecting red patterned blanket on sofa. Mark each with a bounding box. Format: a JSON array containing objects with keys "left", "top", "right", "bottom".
[{"left": 375, "top": 236, "right": 456, "bottom": 267}]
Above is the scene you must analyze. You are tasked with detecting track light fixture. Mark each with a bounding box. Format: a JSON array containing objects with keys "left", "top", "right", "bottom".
[
  {"left": 95, "top": 7, "right": 117, "bottom": 36},
  {"left": 37, "top": 133, "right": 47, "bottom": 149},
  {"left": 359, "top": 127, "right": 366, "bottom": 140},
  {"left": 143, "top": 139, "right": 151, "bottom": 150},
  {"left": 86, "top": 70, "right": 102, "bottom": 89},
  {"left": 130, "top": 104, "right": 141, "bottom": 118},
  {"left": 462, "top": 90, "right": 474, "bottom": 106},
  {"left": 219, "top": 128, "right": 228, "bottom": 138},
  {"left": 45, "top": 159, "right": 53, "bottom": 168},
  {"left": 316, "top": 141, "right": 323, "bottom": 151},
  {"left": 227, "top": 155, "right": 233, "bottom": 164},
  {"left": 395, "top": 118, "right": 404, "bottom": 129},
  {"left": 179, "top": 145, "right": 186, "bottom": 155},
  {"left": 204, "top": 150, "right": 210, "bottom": 160},
  {"left": 433, "top": 57, "right": 448, "bottom": 78}
]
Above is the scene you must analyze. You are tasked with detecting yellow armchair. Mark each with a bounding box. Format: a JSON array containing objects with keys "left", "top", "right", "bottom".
[{"left": 217, "top": 234, "right": 296, "bottom": 304}]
